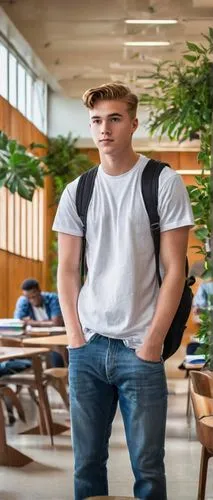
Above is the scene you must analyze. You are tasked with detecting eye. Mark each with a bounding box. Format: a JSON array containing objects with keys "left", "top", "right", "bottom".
[
  {"left": 92, "top": 119, "right": 101, "bottom": 124},
  {"left": 111, "top": 117, "right": 120, "bottom": 122}
]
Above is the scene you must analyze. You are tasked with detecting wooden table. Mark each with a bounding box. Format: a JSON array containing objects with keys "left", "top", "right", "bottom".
[
  {"left": 25, "top": 327, "right": 66, "bottom": 338},
  {"left": 0, "top": 327, "right": 66, "bottom": 340},
  {"left": 22, "top": 335, "right": 68, "bottom": 365},
  {"left": 22, "top": 334, "right": 68, "bottom": 347},
  {"left": 0, "top": 347, "right": 51, "bottom": 467}
]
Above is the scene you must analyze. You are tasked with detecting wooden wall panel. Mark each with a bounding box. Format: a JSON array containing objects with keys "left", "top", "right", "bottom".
[
  {"left": 179, "top": 151, "right": 200, "bottom": 169},
  {"left": 0, "top": 95, "right": 53, "bottom": 317},
  {"left": 0, "top": 250, "right": 8, "bottom": 316},
  {"left": 43, "top": 175, "right": 56, "bottom": 291},
  {"left": 7, "top": 252, "right": 43, "bottom": 317}
]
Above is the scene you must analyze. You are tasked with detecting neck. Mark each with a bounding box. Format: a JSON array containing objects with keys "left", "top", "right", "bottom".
[{"left": 99, "top": 148, "right": 140, "bottom": 176}]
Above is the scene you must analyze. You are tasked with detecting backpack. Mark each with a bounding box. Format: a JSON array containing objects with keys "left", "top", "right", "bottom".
[{"left": 76, "top": 158, "right": 194, "bottom": 360}]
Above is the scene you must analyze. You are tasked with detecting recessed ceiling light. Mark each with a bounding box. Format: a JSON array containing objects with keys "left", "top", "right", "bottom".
[
  {"left": 124, "top": 41, "right": 170, "bottom": 46},
  {"left": 125, "top": 19, "right": 177, "bottom": 25}
]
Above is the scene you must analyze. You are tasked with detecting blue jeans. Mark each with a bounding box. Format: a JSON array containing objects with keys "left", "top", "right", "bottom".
[{"left": 68, "top": 335, "right": 168, "bottom": 500}]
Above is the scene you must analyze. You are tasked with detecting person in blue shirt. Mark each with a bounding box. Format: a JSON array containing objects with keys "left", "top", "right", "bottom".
[
  {"left": 14, "top": 278, "right": 64, "bottom": 367},
  {"left": 192, "top": 280, "right": 213, "bottom": 317}
]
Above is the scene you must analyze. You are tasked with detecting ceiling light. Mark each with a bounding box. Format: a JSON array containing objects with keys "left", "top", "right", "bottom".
[
  {"left": 125, "top": 19, "right": 177, "bottom": 25},
  {"left": 124, "top": 41, "right": 170, "bottom": 46}
]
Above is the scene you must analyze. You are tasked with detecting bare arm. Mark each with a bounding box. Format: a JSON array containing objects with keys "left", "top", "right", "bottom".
[
  {"left": 137, "top": 226, "right": 190, "bottom": 361},
  {"left": 57, "top": 232, "right": 85, "bottom": 346},
  {"left": 24, "top": 316, "right": 64, "bottom": 327}
]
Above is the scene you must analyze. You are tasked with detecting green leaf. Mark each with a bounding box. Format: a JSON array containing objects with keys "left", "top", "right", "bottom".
[
  {"left": 0, "top": 167, "right": 8, "bottom": 180},
  {"left": 186, "top": 41, "right": 205, "bottom": 53},
  {"left": 0, "top": 177, "right": 6, "bottom": 187},
  {"left": 10, "top": 153, "right": 32, "bottom": 166},
  {"left": 202, "top": 268, "right": 213, "bottom": 279},
  {"left": 194, "top": 227, "right": 210, "bottom": 240},
  {"left": 17, "top": 178, "right": 33, "bottom": 201},
  {"left": 29, "top": 142, "right": 46, "bottom": 150},
  {"left": 209, "top": 27, "right": 213, "bottom": 40},
  {"left": 183, "top": 54, "right": 198, "bottom": 63}
]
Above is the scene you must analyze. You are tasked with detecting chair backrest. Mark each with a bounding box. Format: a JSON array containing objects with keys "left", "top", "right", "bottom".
[
  {"left": 190, "top": 371, "right": 213, "bottom": 420},
  {"left": 190, "top": 370, "right": 213, "bottom": 398}
]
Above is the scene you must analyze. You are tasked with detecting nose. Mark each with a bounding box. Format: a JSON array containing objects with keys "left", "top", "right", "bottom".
[{"left": 101, "top": 121, "right": 111, "bottom": 136}]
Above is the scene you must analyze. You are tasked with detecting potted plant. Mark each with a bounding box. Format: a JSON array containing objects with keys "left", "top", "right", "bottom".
[
  {"left": 0, "top": 131, "right": 44, "bottom": 200},
  {"left": 139, "top": 28, "right": 213, "bottom": 368}
]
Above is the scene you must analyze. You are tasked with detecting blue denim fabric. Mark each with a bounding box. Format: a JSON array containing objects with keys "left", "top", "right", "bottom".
[
  {"left": 14, "top": 292, "right": 62, "bottom": 320},
  {"left": 68, "top": 334, "right": 168, "bottom": 500}
]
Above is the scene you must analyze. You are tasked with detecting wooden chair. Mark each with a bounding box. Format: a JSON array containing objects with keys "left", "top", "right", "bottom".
[
  {"left": 190, "top": 370, "right": 213, "bottom": 500},
  {"left": 0, "top": 337, "right": 69, "bottom": 410},
  {"left": 0, "top": 337, "right": 69, "bottom": 441},
  {"left": 43, "top": 367, "right": 69, "bottom": 409},
  {"left": 0, "top": 385, "right": 26, "bottom": 424},
  {"left": 0, "top": 337, "right": 29, "bottom": 423}
]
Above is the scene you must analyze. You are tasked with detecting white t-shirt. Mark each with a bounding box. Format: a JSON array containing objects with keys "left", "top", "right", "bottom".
[
  {"left": 53, "top": 155, "right": 194, "bottom": 348},
  {"left": 32, "top": 305, "right": 49, "bottom": 322}
]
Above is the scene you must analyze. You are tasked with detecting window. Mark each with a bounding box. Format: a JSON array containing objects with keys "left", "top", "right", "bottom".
[
  {"left": 9, "top": 53, "right": 17, "bottom": 107},
  {"left": 26, "top": 72, "right": 32, "bottom": 120},
  {"left": 0, "top": 37, "right": 47, "bottom": 133},
  {"left": 33, "top": 79, "right": 46, "bottom": 131},
  {"left": 0, "top": 43, "right": 8, "bottom": 99},
  {"left": 17, "top": 63, "right": 26, "bottom": 115}
]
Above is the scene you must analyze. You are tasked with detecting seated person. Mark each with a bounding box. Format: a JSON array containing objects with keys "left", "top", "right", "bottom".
[
  {"left": 179, "top": 279, "right": 213, "bottom": 370},
  {"left": 192, "top": 279, "right": 213, "bottom": 319},
  {"left": 14, "top": 278, "right": 64, "bottom": 367}
]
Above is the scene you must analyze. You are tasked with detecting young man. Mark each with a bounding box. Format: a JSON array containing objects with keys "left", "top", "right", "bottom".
[
  {"left": 53, "top": 83, "right": 194, "bottom": 500},
  {"left": 14, "top": 278, "right": 64, "bottom": 366}
]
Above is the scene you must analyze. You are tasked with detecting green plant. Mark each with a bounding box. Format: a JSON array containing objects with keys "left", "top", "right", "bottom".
[
  {"left": 195, "top": 310, "right": 213, "bottom": 363},
  {"left": 42, "top": 133, "right": 93, "bottom": 203},
  {"left": 139, "top": 29, "right": 213, "bottom": 368},
  {"left": 0, "top": 131, "right": 44, "bottom": 200}
]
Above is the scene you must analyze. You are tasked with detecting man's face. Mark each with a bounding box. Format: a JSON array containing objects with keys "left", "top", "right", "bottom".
[
  {"left": 89, "top": 99, "right": 138, "bottom": 154},
  {"left": 23, "top": 288, "right": 42, "bottom": 307}
]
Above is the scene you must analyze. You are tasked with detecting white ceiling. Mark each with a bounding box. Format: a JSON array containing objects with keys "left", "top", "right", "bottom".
[{"left": 1, "top": 0, "right": 213, "bottom": 98}]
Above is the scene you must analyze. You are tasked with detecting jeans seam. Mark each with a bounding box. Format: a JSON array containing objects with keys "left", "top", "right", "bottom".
[{"left": 105, "top": 338, "right": 112, "bottom": 384}]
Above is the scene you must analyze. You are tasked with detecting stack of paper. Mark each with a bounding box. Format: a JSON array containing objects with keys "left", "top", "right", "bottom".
[{"left": 0, "top": 319, "right": 25, "bottom": 336}]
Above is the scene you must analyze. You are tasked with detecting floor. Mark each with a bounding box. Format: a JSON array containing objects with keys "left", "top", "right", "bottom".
[{"left": 0, "top": 365, "right": 213, "bottom": 500}]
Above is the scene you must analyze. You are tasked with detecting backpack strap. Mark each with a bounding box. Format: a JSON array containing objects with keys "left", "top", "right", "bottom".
[
  {"left": 76, "top": 166, "right": 99, "bottom": 281},
  {"left": 141, "top": 159, "right": 170, "bottom": 287}
]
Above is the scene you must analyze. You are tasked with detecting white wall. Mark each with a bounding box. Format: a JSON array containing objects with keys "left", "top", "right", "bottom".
[
  {"left": 48, "top": 90, "right": 155, "bottom": 149},
  {"left": 48, "top": 90, "right": 200, "bottom": 152}
]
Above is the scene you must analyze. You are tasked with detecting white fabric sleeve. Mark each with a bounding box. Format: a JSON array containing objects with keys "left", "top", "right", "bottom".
[
  {"left": 52, "top": 178, "right": 83, "bottom": 236},
  {"left": 158, "top": 171, "right": 194, "bottom": 232}
]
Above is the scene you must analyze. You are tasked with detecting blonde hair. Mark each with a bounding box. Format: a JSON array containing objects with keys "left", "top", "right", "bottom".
[{"left": 82, "top": 82, "right": 138, "bottom": 118}]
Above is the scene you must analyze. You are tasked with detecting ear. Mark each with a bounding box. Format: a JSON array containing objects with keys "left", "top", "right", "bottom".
[{"left": 131, "top": 117, "right": 138, "bottom": 134}]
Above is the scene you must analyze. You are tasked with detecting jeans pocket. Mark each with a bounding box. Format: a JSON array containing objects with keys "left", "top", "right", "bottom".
[
  {"left": 135, "top": 354, "right": 164, "bottom": 365},
  {"left": 68, "top": 333, "right": 98, "bottom": 351},
  {"left": 68, "top": 343, "right": 87, "bottom": 351}
]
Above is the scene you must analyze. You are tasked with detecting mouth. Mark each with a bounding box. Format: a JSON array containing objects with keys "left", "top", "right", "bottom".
[{"left": 99, "top": 139, "right": 114, "bottom": 143}]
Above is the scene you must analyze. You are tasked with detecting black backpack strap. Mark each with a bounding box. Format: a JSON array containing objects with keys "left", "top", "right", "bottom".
[
  {"left": 141, "top": 159, "right": 170, "bottom": 287},
  {"left": 76, "top": 166, "right": 99, "bottom": 281}
]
